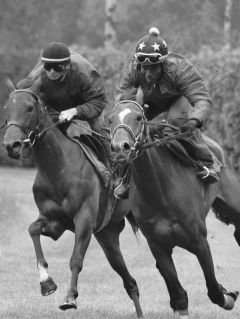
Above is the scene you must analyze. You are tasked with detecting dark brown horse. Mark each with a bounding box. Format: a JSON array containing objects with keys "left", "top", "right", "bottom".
[
  {"left": 110, "top": 95, "right": 240, "bottom": 317},
  {"left": 3, "top": 80, "right": 143, "bottom": 317}
]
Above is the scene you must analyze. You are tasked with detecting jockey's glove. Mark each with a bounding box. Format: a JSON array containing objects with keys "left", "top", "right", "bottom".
[{"left": 180, "top": 119, "right": 199, "bottom": 133}]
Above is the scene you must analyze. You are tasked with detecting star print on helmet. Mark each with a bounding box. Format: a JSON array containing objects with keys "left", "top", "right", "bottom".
[
  {"left": 151, "top": 42, "right": 160, "bottom": 51},
  {"left": 138, "top": 42, "right": 146, "bottom": 50}
]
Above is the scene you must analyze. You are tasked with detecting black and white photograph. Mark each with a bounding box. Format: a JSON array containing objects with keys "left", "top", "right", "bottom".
[{"left": 0, "top": 0, "right": 240, "bottom": 318}]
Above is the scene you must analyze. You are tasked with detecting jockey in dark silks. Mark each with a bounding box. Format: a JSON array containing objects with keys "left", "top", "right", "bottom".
[
  {"left": 16, "top": 41, "right": 112, "bottom": 165},
  {"left": 114, "top": 27, "right": 218, "bottom": 199}
]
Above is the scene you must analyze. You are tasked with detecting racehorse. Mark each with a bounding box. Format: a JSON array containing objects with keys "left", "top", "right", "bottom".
[
  {"left": 3, "top": 79, "right": 143, "bottom": 317},
  {"left": 110, "top": 91, "right": 240, "bottom": 317}
]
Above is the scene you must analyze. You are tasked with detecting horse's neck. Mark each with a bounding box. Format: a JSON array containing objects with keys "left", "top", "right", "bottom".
[
  {"left": 33, "top": 122, "right": 80, "bottom": 176},
  {"left": 131, "top": 146, "right": 177, "bottom": 198}
]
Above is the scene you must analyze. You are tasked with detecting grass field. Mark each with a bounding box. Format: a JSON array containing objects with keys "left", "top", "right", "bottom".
[{"left": 0, "top": 167, "right": 239, "bottom": 319}]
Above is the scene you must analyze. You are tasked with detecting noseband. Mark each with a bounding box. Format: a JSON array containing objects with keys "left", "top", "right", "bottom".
[{"left": 111, "top": 100, "right": 148, "bottom": 152}]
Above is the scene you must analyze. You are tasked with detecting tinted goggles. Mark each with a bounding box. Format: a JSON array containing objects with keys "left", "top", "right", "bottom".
[
  {"left": 135, "top": 54, "right": 164, "bottom": 64},
  {"left": 43, "top": 63, "right": 65, "bottom": 72}
]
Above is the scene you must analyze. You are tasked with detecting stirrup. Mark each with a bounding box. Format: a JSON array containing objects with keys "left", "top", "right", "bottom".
[
  {"left": 114, "top": 180, "right": 129, "bottom": 199},
  {"left": 201, "top": 165, "right": 210, "bottom": 179}
]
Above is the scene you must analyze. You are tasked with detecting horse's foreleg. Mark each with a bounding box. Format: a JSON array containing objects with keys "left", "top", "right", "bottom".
[
  {"left": 95, "top": 220, "right": 143, "bottom": 318},
  {"left": 192, "top": 236, "right": 239, "bottom": 310},
  {"left": 59, "top": 211, "right": 94, "bottom": 311},
  {"left": 28, "top": 218, "right": 64, "bottom": 296},
  {"left": 147, "top": 241, "right": 188, "bottom": 317}
]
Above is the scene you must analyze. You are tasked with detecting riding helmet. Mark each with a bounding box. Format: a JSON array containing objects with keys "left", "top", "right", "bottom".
[
  {"left": 41, "top": 42, "right": 70, "bottom": 63},
  {"left": 135, "top": 27, "right": 168, "bottom": 63}
]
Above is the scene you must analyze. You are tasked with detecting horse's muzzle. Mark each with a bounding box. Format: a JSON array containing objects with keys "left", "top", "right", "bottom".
[
  {"left": 3, "top": 140, "right": 23, "bottom": 159},
  {"left": 111, "top": 140, "right": 132, "bottom": 164}
]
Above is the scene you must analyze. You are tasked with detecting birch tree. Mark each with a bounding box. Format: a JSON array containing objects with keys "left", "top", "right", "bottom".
[
  {"left": 104, "top": 0, "right": 117, "bottom": 49},
  {"left": 224, "top": 0, "right": 233, "bottom": 49}
]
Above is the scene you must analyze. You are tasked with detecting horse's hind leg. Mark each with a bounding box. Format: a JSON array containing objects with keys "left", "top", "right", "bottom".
[
  {"left": 28, "top": 217, "right": 65, "bottom": 296},
  {"left": 94, "top": 219, "right": 143, "bottom": 318},
  {"left": 147, "top": 242, "right": 189, "bottom": 317},
  {"left": 190, "top": 236, "right": 238, "bottom": 310}
]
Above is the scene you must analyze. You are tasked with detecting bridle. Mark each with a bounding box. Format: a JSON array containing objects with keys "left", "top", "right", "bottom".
[
  {"left": 7, "top": 89, "right": 60, "bottom": 147},
  {"left": 111, "top": 100, "right": 148, "bottom": 154},
  {"left": 111, "top": 99, "right": 193, "bottom": 157}
]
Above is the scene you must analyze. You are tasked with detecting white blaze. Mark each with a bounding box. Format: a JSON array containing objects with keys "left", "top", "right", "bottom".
[{"left": 119, "top": 108, "right": 131, "bottom": 123}]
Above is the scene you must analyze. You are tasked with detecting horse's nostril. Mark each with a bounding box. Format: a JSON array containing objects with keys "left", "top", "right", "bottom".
[
  {"left": 122, "top": 142, "right": 131, "bottom": 151},
  {"left": 13, "top": 141, "right": 22, "bottom": 149}
]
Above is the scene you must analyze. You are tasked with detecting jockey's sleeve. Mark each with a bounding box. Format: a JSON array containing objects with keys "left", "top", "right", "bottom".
[
  {"left": 175, "top": 59, "right": 213, "bottom": 124},
  {"left": 16, "top": 61, "right": 43, "bottom": 89},
  {"left": 115, "top": 57, "right": 138, "bottom": 102},
  {"left": 75, "top": 70, "right": 107, "bottom": 120}
]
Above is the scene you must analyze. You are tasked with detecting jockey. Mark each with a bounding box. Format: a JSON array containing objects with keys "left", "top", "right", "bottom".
[
  {"left": 114, "top": 27, "right": 218, "bottom": 199},
  {"left": 16, "top": 41, "right": 112, "bottom": 167}
]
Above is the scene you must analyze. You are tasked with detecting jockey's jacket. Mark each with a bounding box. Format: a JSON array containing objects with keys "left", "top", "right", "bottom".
[
  {"left": 115, "top": 52, "right": 213, "bottom": 124},
  {"left": 17, "top": 52, "right": 107, "bottom": 121}
]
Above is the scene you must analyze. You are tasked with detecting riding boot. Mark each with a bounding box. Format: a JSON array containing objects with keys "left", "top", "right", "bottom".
[
  {"left": 178, "top": 130, "right": 219, "bottom": 184},
  {"left": 114, "top": 165, "right": 129, "bottom": 199}
]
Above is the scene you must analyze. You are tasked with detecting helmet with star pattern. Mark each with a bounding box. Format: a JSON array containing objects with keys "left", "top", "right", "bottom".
[{"left": 135, "top": 27, "right": 168, "bottom": 65}]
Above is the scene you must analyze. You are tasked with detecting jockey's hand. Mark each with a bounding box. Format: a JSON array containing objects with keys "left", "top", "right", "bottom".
[
  {"left": 59, "top": 108, "right": 78, "bottom": 123},
  {"left": 180, "top": 119, "right": 198, "bottom": 133}
]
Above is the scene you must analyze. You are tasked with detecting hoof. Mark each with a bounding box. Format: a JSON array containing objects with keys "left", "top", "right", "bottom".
[
  {"left": 59, "top": 294, "right": 77, "bottom": 311},
  {"left": 59, "top": 299, "right": 77, "bottom": 311},
  {"left": 229, "top": 291, "right": 239, "bottom": 301},
  {"left": 223, "top": 293, "right": 235, "bottom": 310},
  {"left": 175, "top": 309, "right": 189, "bottom": 318},
  {"left": 40, "top": 277, "right": 57, "bottom": 296}
]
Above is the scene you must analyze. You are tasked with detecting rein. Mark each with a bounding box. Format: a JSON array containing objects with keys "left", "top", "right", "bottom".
[
  {"left": 112, "top": 99, "right": 192, "bottom": 155},
  {"left": 144, "top": 131, "right": 191, "bottom": 149},
  {"left": 7, "top": 89, "right": 110, "bottom": 147}
]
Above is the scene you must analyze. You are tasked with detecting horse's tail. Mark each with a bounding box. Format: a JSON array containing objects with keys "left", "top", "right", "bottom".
[
  {"left": 212, "top": 198, "right": 231, "bottom": 225},
  {"left": 126, "top": 212, "right": 141, "bottom": 244},
  {"left": 212, "top": 197, "right": 240, "bottom": 246},
  {"left": 126, "top": 211, "right": 138, "bottom": 233},
  {"left": 126, "top": 212, "right": 141, "bottom": 243}
]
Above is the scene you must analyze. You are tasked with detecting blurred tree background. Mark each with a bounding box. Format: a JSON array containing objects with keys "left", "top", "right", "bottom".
[{"left": 1, "top": 0, "right": 240, "bottom": 169}]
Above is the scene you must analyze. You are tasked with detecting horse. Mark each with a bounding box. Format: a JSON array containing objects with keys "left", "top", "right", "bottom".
[
  {"left": 3, "top": 80, "right": 143, "bottom": 317},
  {"left": 110, "top": 94, "right": 240, "bottom": 317}
]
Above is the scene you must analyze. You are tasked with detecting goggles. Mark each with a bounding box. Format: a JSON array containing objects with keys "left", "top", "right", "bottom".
[
  {"left": 43, "top": 63, "right": 66, "bottom": 72},
  {"left": 135, "top": 53, "right": 167, "bottom": 64}
]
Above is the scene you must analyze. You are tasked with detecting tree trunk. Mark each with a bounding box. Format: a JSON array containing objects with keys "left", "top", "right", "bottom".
[
  {"left": 224, "top": 0, "right": 233, "bottom": 49},
  {"left": 104, "top": 0, "right": 117, "bottom": 49}
]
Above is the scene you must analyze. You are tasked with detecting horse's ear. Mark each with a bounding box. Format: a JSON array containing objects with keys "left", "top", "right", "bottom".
[
  {"left": 136, "top": 87, "right": 144, "bottom": 105},
  {"left": 5, "top": 78, "right": 15, "bottom": 94}
]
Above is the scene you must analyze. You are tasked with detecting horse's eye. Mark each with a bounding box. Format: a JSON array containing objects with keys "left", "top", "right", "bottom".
[
  {"left": 27, "top": 105, "right": 33, "bottom": 112},
  {"left": 136, "top": 115, "right": 142, "bottom": 122}
]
